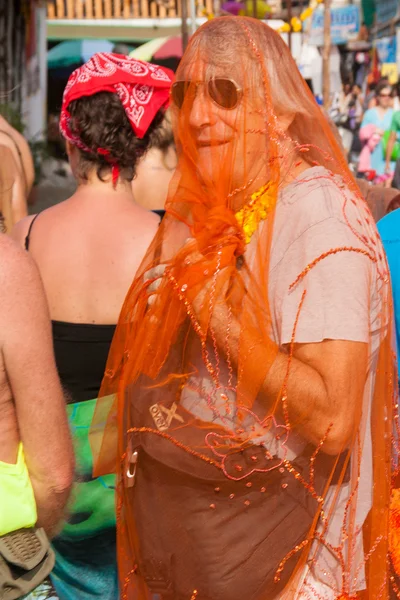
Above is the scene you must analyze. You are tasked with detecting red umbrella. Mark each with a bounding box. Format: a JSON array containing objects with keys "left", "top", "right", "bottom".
[{"left": 153, "top": 36, "right": 183, "bottom": 60}]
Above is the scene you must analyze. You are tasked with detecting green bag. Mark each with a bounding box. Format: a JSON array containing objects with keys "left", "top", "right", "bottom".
[{"left": 382, "top": 130, "right": 400, "bottom": 162}]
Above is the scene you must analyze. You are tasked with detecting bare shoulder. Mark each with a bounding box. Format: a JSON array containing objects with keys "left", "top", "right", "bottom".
[
  {"left": 0, "top": 234, "right": 44, "bottom": 300},
  {"left": 10, "top": 214, "right": 36, "bottom": 247},
  {"left": 0, "top": 234, "right": 49, "bottom": 344}
]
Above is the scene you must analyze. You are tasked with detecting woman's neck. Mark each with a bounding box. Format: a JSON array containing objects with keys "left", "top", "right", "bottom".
[
  {"left": 75, "top": 175, "right": 134, "bottom": 199},
  {"left": 376, "top": 105, "right": 388, "bottom": 116}
]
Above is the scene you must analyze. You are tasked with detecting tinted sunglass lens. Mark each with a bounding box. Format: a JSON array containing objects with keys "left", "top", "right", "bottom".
[
  {"left": 209, "top": 79, "right": 238, "bottom": 109},
  {"left": 171, "top": 82, "right": 186, "bottom": 108}
]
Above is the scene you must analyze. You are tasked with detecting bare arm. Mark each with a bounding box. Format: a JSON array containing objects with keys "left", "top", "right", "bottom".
[
  {"left": 212, "top": 302, "right": 367, "bottom": 455},
  {"left": 189, "top": 222, "right": 370, "bottom": 455},
  {"left": 386, "top": 131, "right": 397, "bottom": 173},
  {"left": 0, "top": 118, "right": 35, "bottom": 194},
  {"left": 12, "top": 129, "right": 35, "bottom": 195},
  {"left": 0, "top": 237, "right": 74, "bottom": 536},
  {"left": 0, "top": 146, "right": 28, "bottom": 230},
  {"left": 11, "top": 169, "right": 28, "bottom": 225},
  {"left": 149, "top": 260, "right": 367, "bottom": 455}
]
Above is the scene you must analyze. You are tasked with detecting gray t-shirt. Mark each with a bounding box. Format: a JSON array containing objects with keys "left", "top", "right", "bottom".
[
  {"left": 181, "top": 167, "right": 388, "bottom": 598},
  {"left": 268, "top": 167, "right": 387, "bottom": 598}
]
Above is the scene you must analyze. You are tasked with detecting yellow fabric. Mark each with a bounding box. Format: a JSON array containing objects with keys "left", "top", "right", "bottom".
[{"left": 0, "top": 443, "right": 37, "bottom": 536}]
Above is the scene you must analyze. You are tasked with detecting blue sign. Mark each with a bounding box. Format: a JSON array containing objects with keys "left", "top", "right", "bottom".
[
  {"left": 375, "top": 36, "right": 397, "bottom": 64},
  {"left": 308, "top": 5, "right": 360, "bottom": 47},
  {"left": 376, "top": 0, "right": 398, "bottom": 25}
]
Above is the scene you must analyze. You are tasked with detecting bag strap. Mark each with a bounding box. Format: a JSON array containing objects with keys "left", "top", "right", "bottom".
[
  {"left": 0, "top": 528, "right": 55, "bottom": 600},
  {"left": 0, "top": 528, "right": 49, "bottom": 571}
]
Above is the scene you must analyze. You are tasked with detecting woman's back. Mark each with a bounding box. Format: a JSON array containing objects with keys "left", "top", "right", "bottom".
[
  {"left": 13, "top": 187, "right": 161, "bottom": 407},
  {"left": 15, "top": 186, "right": 160, "bottom": 325}
]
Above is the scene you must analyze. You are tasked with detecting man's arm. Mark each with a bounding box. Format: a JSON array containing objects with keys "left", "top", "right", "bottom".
[
  {"left": 211, "top": 303, "right": 367, "bottom": 455},
  {"left": 151, "top": 213, "right": 372, "bottom": 455},
  {"left": 195, "top": 218, "right": 371, "bottom": 455},
  {"left": 0, "top": 118, "right": 35, "bottom": 195},
  {"left": 10, "top": 166, "right": 28, "bottom": 226},
  {"left": 0, "top": 146, "right": 28, "bottom": 229},
  {"left": 0, "top": 237, "right": 74, "bottom": 536},
  {"left": 150, "top": 255, "right": 368, "bottom": 454}
]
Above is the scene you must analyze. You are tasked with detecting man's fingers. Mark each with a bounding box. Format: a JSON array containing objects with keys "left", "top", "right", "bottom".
[
  {"left": 185, "top": 250, "right": 203, "bottom": 264},
  {"left": 183, "top": 238, "right": 202, "bottom": 263},
  {"left": 144, "top": 264, "right": 167, "bottom": 283},
  {"left": 144, "top": 264, "right": 167, "bottom": 311},
  {"left": 148, "top": 278, "right": 162, "bottom": 294},
  {"left": 148, "top": 294, "right": 157, "bottom": 306}
]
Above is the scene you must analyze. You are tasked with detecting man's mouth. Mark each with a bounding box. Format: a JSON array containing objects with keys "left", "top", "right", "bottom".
[{"left": 196, "top": 139, "right": 229, "bottom": 148}]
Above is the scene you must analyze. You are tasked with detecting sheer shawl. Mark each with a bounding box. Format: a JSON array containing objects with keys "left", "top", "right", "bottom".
[{"left": 91, "top": 17, "right": 397, "bottom": 600}]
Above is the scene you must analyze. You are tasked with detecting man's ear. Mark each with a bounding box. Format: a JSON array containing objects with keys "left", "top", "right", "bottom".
[{"left": 276, "top": 110, "right": 295, "bottom": 135}]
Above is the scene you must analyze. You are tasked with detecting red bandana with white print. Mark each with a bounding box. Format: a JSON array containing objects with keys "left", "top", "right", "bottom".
[{"left": 60, "top": 52, "right": 173, "bottom": 148}]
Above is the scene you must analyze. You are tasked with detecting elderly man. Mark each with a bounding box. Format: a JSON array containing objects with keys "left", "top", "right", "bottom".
[{"left": 94, "top": 17, "right": 394, "bottom": 600}]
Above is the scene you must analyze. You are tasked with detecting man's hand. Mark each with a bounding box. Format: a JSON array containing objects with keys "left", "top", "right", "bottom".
[
  {"left": 146, "top": 238, "right": 229, "bottom": 317},
  {"left": 146, "top": 264, "right": 167, "bottom": 307},
  {"left": 146, "top": 236, "right": 368, "bottom": 456}
]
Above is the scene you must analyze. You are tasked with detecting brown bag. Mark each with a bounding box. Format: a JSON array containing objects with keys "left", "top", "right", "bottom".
[
  {"left": 123, "top": 377, "right": 340, "bottom": 600},
  {"left": 0, "top": 528, "right": 55, "bottom": 600}
]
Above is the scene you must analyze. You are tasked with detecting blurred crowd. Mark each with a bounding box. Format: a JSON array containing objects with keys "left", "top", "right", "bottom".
[{"left": 331, "top": 78, "right": 400, "bottom": 190}]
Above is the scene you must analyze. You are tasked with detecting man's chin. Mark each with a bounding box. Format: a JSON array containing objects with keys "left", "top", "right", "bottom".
[
  {"left": 195, "top": 154, "right": 220, "bottom": 183},
  {"left": 196, "top": 145, "right": 227, "bottom": 166}
]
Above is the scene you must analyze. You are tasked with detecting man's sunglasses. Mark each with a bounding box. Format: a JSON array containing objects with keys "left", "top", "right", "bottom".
[{"left": 171, "top": 78, "right": 243, "bottom": 110}]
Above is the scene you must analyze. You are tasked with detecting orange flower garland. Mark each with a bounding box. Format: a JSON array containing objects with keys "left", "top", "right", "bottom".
[{"left": 390, "top": 488, "right": 400, "bottom": 577}]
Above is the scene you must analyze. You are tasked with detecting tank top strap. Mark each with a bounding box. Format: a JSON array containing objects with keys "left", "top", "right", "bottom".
[{"left": 24, "top": 213, "right": 40, "bottom": 251}]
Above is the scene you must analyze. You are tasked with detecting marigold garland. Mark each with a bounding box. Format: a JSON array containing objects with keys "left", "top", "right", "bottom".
[
  {"left": 390, "top": 488, "right": 400, "bottom": 577},
  {"left": 201, "top": 0, "right": 323, "bottom": 28},
  {"left": 235, "top": 182, "right": 277, "bottom": 244},
  {"left": 277, "top": 0, "right": 324, "bottom": 34}
]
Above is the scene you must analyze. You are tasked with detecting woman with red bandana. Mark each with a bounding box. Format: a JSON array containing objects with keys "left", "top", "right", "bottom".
[{"left": 11, "top": 53, "right": 173, "bottom": 600}]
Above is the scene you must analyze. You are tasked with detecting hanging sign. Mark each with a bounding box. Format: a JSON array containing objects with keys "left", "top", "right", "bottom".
[
  {"left": 308, "top": 5, "right": 360, "bottom": 47},
  {"left": 375, "top": 36, "right": 397, "bottom": 65},
  {"left": 376, "top": 0, "right": 398, "bottom": 26}
]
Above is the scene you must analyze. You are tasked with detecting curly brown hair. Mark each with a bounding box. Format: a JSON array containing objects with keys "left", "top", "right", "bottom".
[{"left": 68, "top": 91, "right": 165, "bottom": 182}]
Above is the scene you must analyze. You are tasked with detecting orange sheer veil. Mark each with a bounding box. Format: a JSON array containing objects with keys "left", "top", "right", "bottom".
[{"left": 91, "top": 17, "right": 397, "bottom": 600}]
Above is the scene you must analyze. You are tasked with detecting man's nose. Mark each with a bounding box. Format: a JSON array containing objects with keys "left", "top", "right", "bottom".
[{"left": 189, "top": 85, "right": 213, "bottom": 129}]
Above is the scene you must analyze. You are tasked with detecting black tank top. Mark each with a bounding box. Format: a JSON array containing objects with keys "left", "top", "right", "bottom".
[{"left": 25, "top": 209, "right": 165, "bottom": 403}]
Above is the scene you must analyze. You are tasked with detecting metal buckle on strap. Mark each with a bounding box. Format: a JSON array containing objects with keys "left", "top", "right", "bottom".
[{"left": 126, "top": 449, "right": 138, "bottom": 488}]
